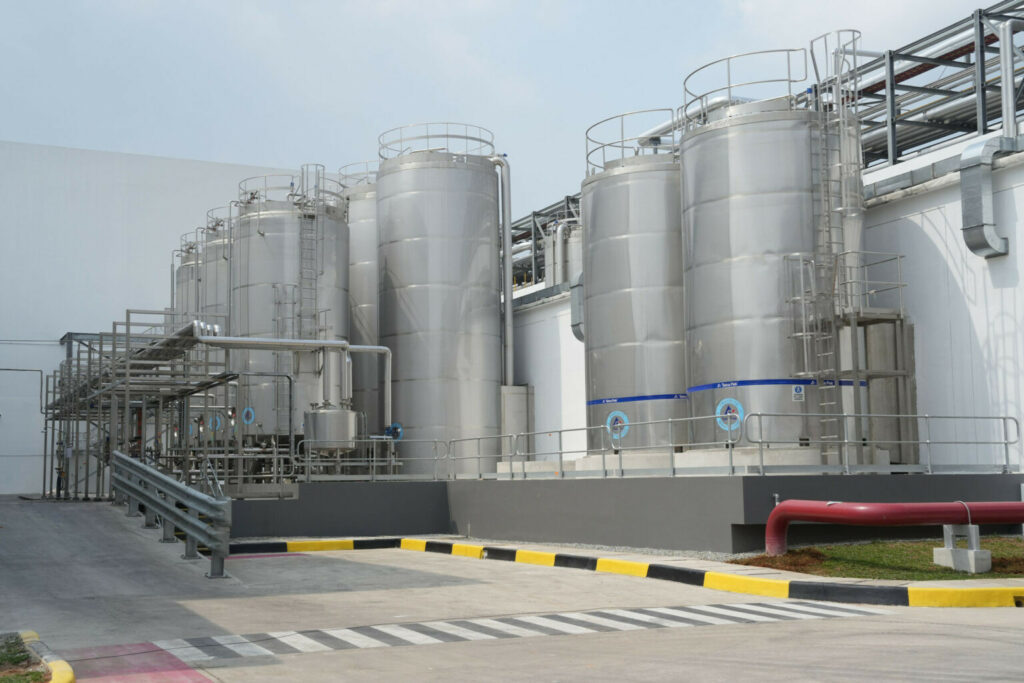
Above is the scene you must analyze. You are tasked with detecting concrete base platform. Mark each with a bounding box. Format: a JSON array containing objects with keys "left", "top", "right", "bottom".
[
  {"left": 574, "top": 447, "right": 825, "bottom": 472},
  {"left": 497, "top": 460, "right": 576, "bottom": 476},
  {"left": 231, "top": 473, "right": 1024, "bottom": 553}
]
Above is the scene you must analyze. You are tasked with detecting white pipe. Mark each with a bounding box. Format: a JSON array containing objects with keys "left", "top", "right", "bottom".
[
  {"left": 489, "top": 155, "right": 514, "bottom": 385},
  {"left": 192, "top": 327, "right": 393, "bottom": 427},
  {"left": 1001, "top": 20, "right": 1024, "bottom": 138},
  {"left": 554, "top": 221, "right": 566, "bottom": 285},
  {"left": 322, "top": 349, "right": 333, "bottom": 404}
]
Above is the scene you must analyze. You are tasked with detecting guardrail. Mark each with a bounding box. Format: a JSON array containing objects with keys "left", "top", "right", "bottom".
[
  {"left": 111, "top": 450, "right": 232, "bottom": 578},
  {"left": 743, "top": 413, "right": 1021, "bottom": 475},
  {"left": 150, "top": 413, "right": 1021, "bottom": 486}
]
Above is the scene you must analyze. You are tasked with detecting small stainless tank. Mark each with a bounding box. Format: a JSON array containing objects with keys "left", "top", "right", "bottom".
[
  {"left": 581, "top": 109, "right": 686, "bottom": 451},
  {"left": 231, "top": 166, "right": 349, "bottom": 437},
  {"left": 341, "top": 161, "right": 382, "bottom": 435},
  {"left": 377, "top": 123, "right": 501, "bottom": 474}
]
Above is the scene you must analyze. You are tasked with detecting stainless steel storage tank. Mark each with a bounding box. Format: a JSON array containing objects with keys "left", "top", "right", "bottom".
[
  {"left": 199, "top": 207, "right": 232, "bottom": 376},
  {"left": 581, "top": 109, "right": 686, "bottom": 451},
  {"left": 680, "top": 51, "right": 825, "bottom": 445},
  {"left": 340, "top": 161, "right": 382, "bottom": 435},
  {"left": 377, "top": 123, "right": 501, "bottom": 474},
  {"left": 174, "top": 238, "right": 200, "bottom": 328},
  {"left": 200, "top": 207, "right": 232, "bottom": 331},
  {"left": 231, "top": 165, "right": 349, "bottom": 437}
]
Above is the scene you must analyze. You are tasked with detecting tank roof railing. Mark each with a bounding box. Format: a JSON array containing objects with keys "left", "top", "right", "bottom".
[
  {"left": 339, "top": 160, "right": 379, "bottom": 187},
  {"left": 205, "top": 205, "right": 234, "bottom": 232},
  {"left": 682, "top": 48, "right": 809, "bottom": 128},
  {"left": 378, "top": 122, "right": 495, "bottom": 159},
  {"left": 237, "top": 165, "right": 344, "bottom": 207},
  {"left": 585, "top": 108, "right": 679, "bottom": 176}
]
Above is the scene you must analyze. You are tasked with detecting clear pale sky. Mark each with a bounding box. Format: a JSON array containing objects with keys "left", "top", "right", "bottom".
[{"left": 1, "top": 0, "right": 980, "bottom": 216}]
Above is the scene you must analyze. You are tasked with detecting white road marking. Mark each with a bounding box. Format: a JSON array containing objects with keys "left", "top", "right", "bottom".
[
  {"left": 153, "top": 639, "right": 213, "bottom": 662},
  {"left": 371, "top": 624, "right": 444, "bottom": 645},
  {"left": 420, "top": 621, "right": 497, "bottom": 641},
  {"left": 322, "top": 628, "right": 389, "bottom": 649},
  {"left": 680, "top": 604, "right": 779, "bottom": 623},
  {"left": 601, "top": 608, "right": 692, "bottom": 628},
  {"left": 266, "top": 631, "right": 333, "bottom": 653},
  {"left": 556, "top": 612, "right": 646, "bottom": 631},
  {"left": 466, "top": 618, "right": 546, "bottom": 637},
  {"left": 648, "top": 607, "right": 737, "bottom": 625},
  {"left": 211, "top": 634, "right": 275, "bottom": 657},
  {"left": 514, "top": 615, "right": 595, "bottom": 634}
]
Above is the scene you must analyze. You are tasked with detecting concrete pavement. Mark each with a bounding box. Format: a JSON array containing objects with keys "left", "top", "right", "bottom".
[{"left": 2, "top": 497, "right": 1023, "bottom": 681}]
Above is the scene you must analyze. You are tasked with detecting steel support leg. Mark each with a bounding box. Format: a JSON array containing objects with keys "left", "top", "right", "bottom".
[
  {"left": 207, "top": 553, "right": 227, "bottom": 579},
  {"left": 182, "top": 537, "right": 199, "bottom": 560},
  {"left": 160, "top": 518, "right": 177, "bottom": 543}
]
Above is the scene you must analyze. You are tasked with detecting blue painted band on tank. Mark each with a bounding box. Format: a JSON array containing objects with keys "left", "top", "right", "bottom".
[
  {"left": 687, "top": 378, "right": 866, "bottom": 393},
  {"left": 586, "top": 392, "right": 688, "bottom": 406}
]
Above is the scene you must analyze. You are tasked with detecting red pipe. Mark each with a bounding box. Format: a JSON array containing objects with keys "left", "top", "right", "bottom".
[{"left": 765, "top": 499, "right": 1024, "bottom": 556}]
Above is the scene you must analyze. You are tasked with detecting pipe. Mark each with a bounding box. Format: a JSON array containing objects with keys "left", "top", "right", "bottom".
[
  {"left": 960, "top": 134, "right": 1017, "bottom": 257},
  {"left": 569, "top": 272, "right": 585, "bottom": 342},
  {"left": 554, "top": 221, "right": 566, "bottom": 285},
  {"left": 322, "top": 349, "right": 333, "bottom": 404},
  {"left": 765, "top": 499, "right": 1024, "bottom": 556},
  {"left": 490, "top": 155, "right": 514, "bottom": 385},
  {"left": 192, "top": 327, "right": 393, "bottom": 429},
  {"left": 1000, "top": 20, "right": 1024, "bottom": 138}
]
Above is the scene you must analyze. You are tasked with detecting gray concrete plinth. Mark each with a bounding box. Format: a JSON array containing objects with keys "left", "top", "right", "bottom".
[{"left": 933, "top": 547, "right": 992, "bottom": 573}]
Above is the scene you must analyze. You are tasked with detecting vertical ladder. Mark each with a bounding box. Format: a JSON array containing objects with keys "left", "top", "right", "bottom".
[{"left": 298, "top": 206, "right": 319, "bottom": 340}]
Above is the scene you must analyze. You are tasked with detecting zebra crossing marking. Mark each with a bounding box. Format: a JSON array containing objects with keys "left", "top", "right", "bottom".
[{"left": 155, "top": 601, "right": 889, "bottom": 664}]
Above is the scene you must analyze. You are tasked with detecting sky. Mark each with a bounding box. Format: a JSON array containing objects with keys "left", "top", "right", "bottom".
[{"left": 0, "top": 0, "right": 982, "bottom": 217}]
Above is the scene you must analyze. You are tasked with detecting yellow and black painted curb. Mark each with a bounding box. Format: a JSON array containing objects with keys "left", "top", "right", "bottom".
[
  {"left": 19, "top": 631, "right": 75, "bottom": 683},
  {"left": 228, "top": 538, "right": 1024, "bottom": 608}
]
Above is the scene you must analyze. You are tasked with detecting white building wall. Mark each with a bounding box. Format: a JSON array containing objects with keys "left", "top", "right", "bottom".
[
  {"left": 512, "top": 293, "right": 587, "bottom": 460},
  {"left": 863, "top": 156, "right": 1024, "bottom": 467},
  {"left": 0, "top": 140, "right": 290, "bottom": 494}
]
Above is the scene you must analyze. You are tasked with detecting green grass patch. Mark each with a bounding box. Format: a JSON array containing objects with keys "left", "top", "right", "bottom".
[
  {"left": 735, "top": 536, "right": 1024, "bottom": 581},
  {"left": 0, "top": 634, "right": 45, "bottom": 683}
]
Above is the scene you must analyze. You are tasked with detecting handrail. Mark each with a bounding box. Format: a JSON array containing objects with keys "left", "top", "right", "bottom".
[
  {"left": 744, "top": 412, "right": 1020, "bottom": 475},
  {"left": 585, "top": 108, "right": 678, "bottom": 175},
  {"left": 339, "top": 160, "right": 379, "bottom": 187},
  {"left": 111, "top": 450, "right": 231, "bottom": 578},
  {"left": 378, "top": 122, "right": 495, "bottom": 159},
  {"left": 682, "top": 48, "right": 808, "bottom": 126}
]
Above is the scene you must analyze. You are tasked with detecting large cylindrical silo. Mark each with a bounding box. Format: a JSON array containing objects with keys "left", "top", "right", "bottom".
[
  {"left": 681, "top": 97, "right": 821, "bottom": 445},
  {"left": 231, "top": 166, "right": 349, "bottom": 437},
  {"left": 581, "top": 109, "right": 686, "bottom": 451},
  {"left": 341, "top": 161, "right": 382, "bottom": 435},
  {"left": 377, "top": 123, "right": 501, "bottom": 474}
]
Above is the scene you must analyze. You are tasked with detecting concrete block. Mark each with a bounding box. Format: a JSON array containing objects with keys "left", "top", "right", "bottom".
[
  {"left": 497, "top": 460, "right": 574, "bottom": 476},
  {"left": 932, "top": 547, "right": 992, "bottom": 574}
]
